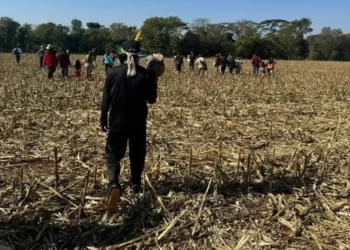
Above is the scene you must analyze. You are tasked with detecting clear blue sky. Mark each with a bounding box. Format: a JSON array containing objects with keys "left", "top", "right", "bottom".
[{"left": 1, "top": 0, "right": 349, "bottom": 33}]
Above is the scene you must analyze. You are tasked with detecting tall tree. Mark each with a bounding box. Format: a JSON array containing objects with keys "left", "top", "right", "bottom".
[
  {"left": 224, "top": 20, "right": 259, "bottom": 40},
  {"left": 86, "top": 22, "right": 101, "bottom": 29},
  {"left": 17, "top": 23, "right": 33, "bottom": 52},
  {"left": 142, "top": 16, "right": 188, "bottom": 56},
  {"left": 69, "top": 19, "right": 85, "bottom": 53},
  {"left": 179, "top": 31, "right": 200, "bottom": 54},
  {"left": 277, "top": 18, "right": 313, "bottom": 59},
  {"left": 0, "top": 17, "right": 20, "bottom": 51},
  {"left": 110, "top": 22, "right": 137, "bottom": 41},
  {"left": 71, "top": 19, "right": 83, "bottom": 34}
]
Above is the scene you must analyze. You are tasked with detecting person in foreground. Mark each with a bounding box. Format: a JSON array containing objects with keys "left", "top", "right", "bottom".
[{"left": 100, "top": 40, "right": 165, "bottom": 213}]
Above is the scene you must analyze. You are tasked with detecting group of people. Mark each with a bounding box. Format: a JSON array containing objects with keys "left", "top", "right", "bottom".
[
  {"left": 36, "top": 44, "right": 82, "bottom": 80},
  {"left": 169, "top": 52, "right": 277, "bottom": 78},
  {"left": 213, "top": 54, "right": 243, "bottom": 74},
  {"left": 165, "top": 52, "right": 207, "bottom": 77},
  {"left": 170, "top": 52, "right": 244, "bottom": 77},
  {"left": 10, "top": 40, "right": 282, "bottom": 215},
  {"left": 251, "top": 54, "right": 277, "bottom": 77}
]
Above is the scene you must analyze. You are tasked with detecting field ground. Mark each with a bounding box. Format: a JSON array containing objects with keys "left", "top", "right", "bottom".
[{"left": 1, "top": 54, "right": 350, "bottom": 249}]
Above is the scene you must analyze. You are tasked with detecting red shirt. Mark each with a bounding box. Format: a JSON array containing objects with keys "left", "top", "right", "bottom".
[
  {"left": 43, "top": 52, "right": 58, "bottom": 68},
  {"left": 215, "top": 56, "right": 221, "bottom": 65},
  {"left": 251, "top": 55, "right": 261, "bottom": 67}
]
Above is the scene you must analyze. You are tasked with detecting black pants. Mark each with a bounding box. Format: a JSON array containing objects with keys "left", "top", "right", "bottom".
[
  {"left": 15, "top": 56, "right": 20, "bottom": 64},
  {"left": 106, "top": 123, "right": 146, "bottom": 188},
  {"left": 39, "top": 57, "right": 43, "bottom": 68},
  {"left": 189, "top": 62, "right": 194, "bottom": 71},
  {"left": 105, "top": 64, "right": 112, "bottom": 74},
  {"left": 47, "top": 67, "right": 56, "bottom": 79},
  {"left": 61, "top": 68, "right": 68, "bottom": 77},
  {"left": 221, "top": 66, "right": 226, "bottom": 74},
  {"left": 175, "top": 64, "right": 182, "bottom": 72}
]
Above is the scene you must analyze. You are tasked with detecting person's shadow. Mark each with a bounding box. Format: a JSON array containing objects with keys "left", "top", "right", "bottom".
[
  {"left": 0, "top": 167, "right": 316, "bottom": 249},
  {"left": 0, "top": 193, "right": 163, "bottom": 249}
]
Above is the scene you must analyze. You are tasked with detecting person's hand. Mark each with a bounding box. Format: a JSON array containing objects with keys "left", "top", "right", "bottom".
[{"left": 101, "top": 124, "right": 108, "bottom": 133}]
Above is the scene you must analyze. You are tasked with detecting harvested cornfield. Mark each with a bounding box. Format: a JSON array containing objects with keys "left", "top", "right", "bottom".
[{"left": 1, "top": 54, "right": 350, "bottom": 250}]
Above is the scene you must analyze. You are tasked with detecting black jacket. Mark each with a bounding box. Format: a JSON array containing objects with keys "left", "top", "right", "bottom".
[{"left": 100, "top": 64, "right": 157, "bottom": 131}]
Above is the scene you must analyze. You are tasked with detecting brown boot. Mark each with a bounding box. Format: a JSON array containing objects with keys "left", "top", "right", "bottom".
[{"left": 106, "top": 184, "right": 121, "bottom": 214}]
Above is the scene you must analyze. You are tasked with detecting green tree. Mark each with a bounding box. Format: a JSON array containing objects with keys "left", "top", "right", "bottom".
[
  {"left": 86, "top": 22, "right": 101, "bottom": 29},
  {"left": 141, "top": 16, "right": 188, "bottom": 56},
  {"left": 83, "top": 24, "right": 111, "bottom": 54},
  {"left": 179, "top": 31, "right": 200, "bottom": 54},
  {"left": 0, "top": 17, "right": 20, "bottom": 51},
  {"left": 189, "top": 19, "right": 235, "bottom": 56},
  {"left": 32, "top": 22, "right": 57, "bottom": 46},
  {"left": 308, "top": 27, "right": 343, "bottom": 60},
  {"left": 17, "top": 23, "right": 33, "bottom": 52},
  {"left": 110, "top": 22, "right": 137, "bottom": 41},
  {"left": 68, "top": 19, "right": 85, "bottom": 53},
  {"left": 277, "top": 18, "right": 313, "bottom": 59}
]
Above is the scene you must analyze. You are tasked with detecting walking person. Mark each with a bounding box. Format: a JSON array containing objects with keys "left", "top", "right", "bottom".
[
  {"left": 83, "top": 51, "right": 96, "bottom": 80},
  {"left": 251, "top": 54, "right": 261, "bottom": 75},
  {"left": 195, "top": 54, "right": 207, "bottom": 78},
  {"left": 227, "top": 55, "right": 236, "bottom": 74},
  {"left": 100, "top": 40, "right": 164, "bottom": 213},
  {"left": 267, "top": 59, "right": 275, "bottom": 77},
  {"left": 73, "top": 60, "right": 82, "bottom": 80},
  {"left": 110, "top": 51, "right": 117, "bottom": 62},
  {"left": 214, "top": 54, "right": 221, "bottom": 72},
  {"left": 189, "top": 51, "right": 195, "bottom": 71},
  {"left": 43, "top": 45, "right": 57, "bottom": 80},
  {"left": 38, "top": 45, "right": 46, "bottom": 68},
  {"left": 57, "top": 49, "right": 71, "bottom": 78},
  {"left": 12, "top": 47, "right": 22, "bottom": 64},
  {"left": 174, "top": 53, "right": 184, "bottom": 73},
  {"left": 235, "top": 57, "right": 243, "bottom": 74},
  {"left": 220, "top": 55, "right": 228, "bottom": 74},
  {"left": 103, "top": 51, "right": 114, "bottom": 74}
]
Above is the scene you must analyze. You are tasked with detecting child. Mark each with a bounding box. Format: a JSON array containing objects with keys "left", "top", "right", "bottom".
[
  {"left": 74, "top": 60, "right": 82, "bottom": 80},
  {"left": 214, "top": 54, "right": 221, "bottom": 72},
  {"left": 83, "top": 51, "right": 96, "bottom": 80},
  {"left": 103, "top": 52, "right": 114, "bottom": 74},
  {"left": 267, "top": 59, "right": 275, "bottom": 77}
]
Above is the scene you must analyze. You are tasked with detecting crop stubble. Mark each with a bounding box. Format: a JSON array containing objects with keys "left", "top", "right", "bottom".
[{"left": 0, "top": 54, "right": 350, "bottom": 249}]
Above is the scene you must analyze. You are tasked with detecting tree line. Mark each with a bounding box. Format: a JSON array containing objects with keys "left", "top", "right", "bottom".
[{"left": 1, "top": 16, "right": 350, "bottom": 60}]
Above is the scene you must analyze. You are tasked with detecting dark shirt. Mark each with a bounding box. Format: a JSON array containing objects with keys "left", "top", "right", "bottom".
[
  {"left": 100, "top": 64, "right": 158, "bottom": 131},
  {"left": 174, "top": 56, "right": 183, "bottom": 65},
  {"left": 38, "top": 49, "right": 46, "bottom": 58},
  {"left": 190, "top": 54, "right": 195, "bottom": 64},
  {"left": 220, "top": 58, "right": 228, "bottom": 67}
]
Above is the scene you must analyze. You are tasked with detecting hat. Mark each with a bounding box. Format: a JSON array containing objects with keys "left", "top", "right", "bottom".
[
  {"left": 122, "top": 40, "right": 140, "bottom": 54},
  {"left": 122, "top": 40, "right": 141, "bottom": 77},
  {"left": 46, "top": 44, "right": 53, "bottom": 50}
]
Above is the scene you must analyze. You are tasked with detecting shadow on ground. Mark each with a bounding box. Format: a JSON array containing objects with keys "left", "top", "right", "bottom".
[
  {"left": 0, "top": 195, "right": 163, "bottom": 250},
  {"left": 0, "top": 170, "right": 315, "bottom": 249}
]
